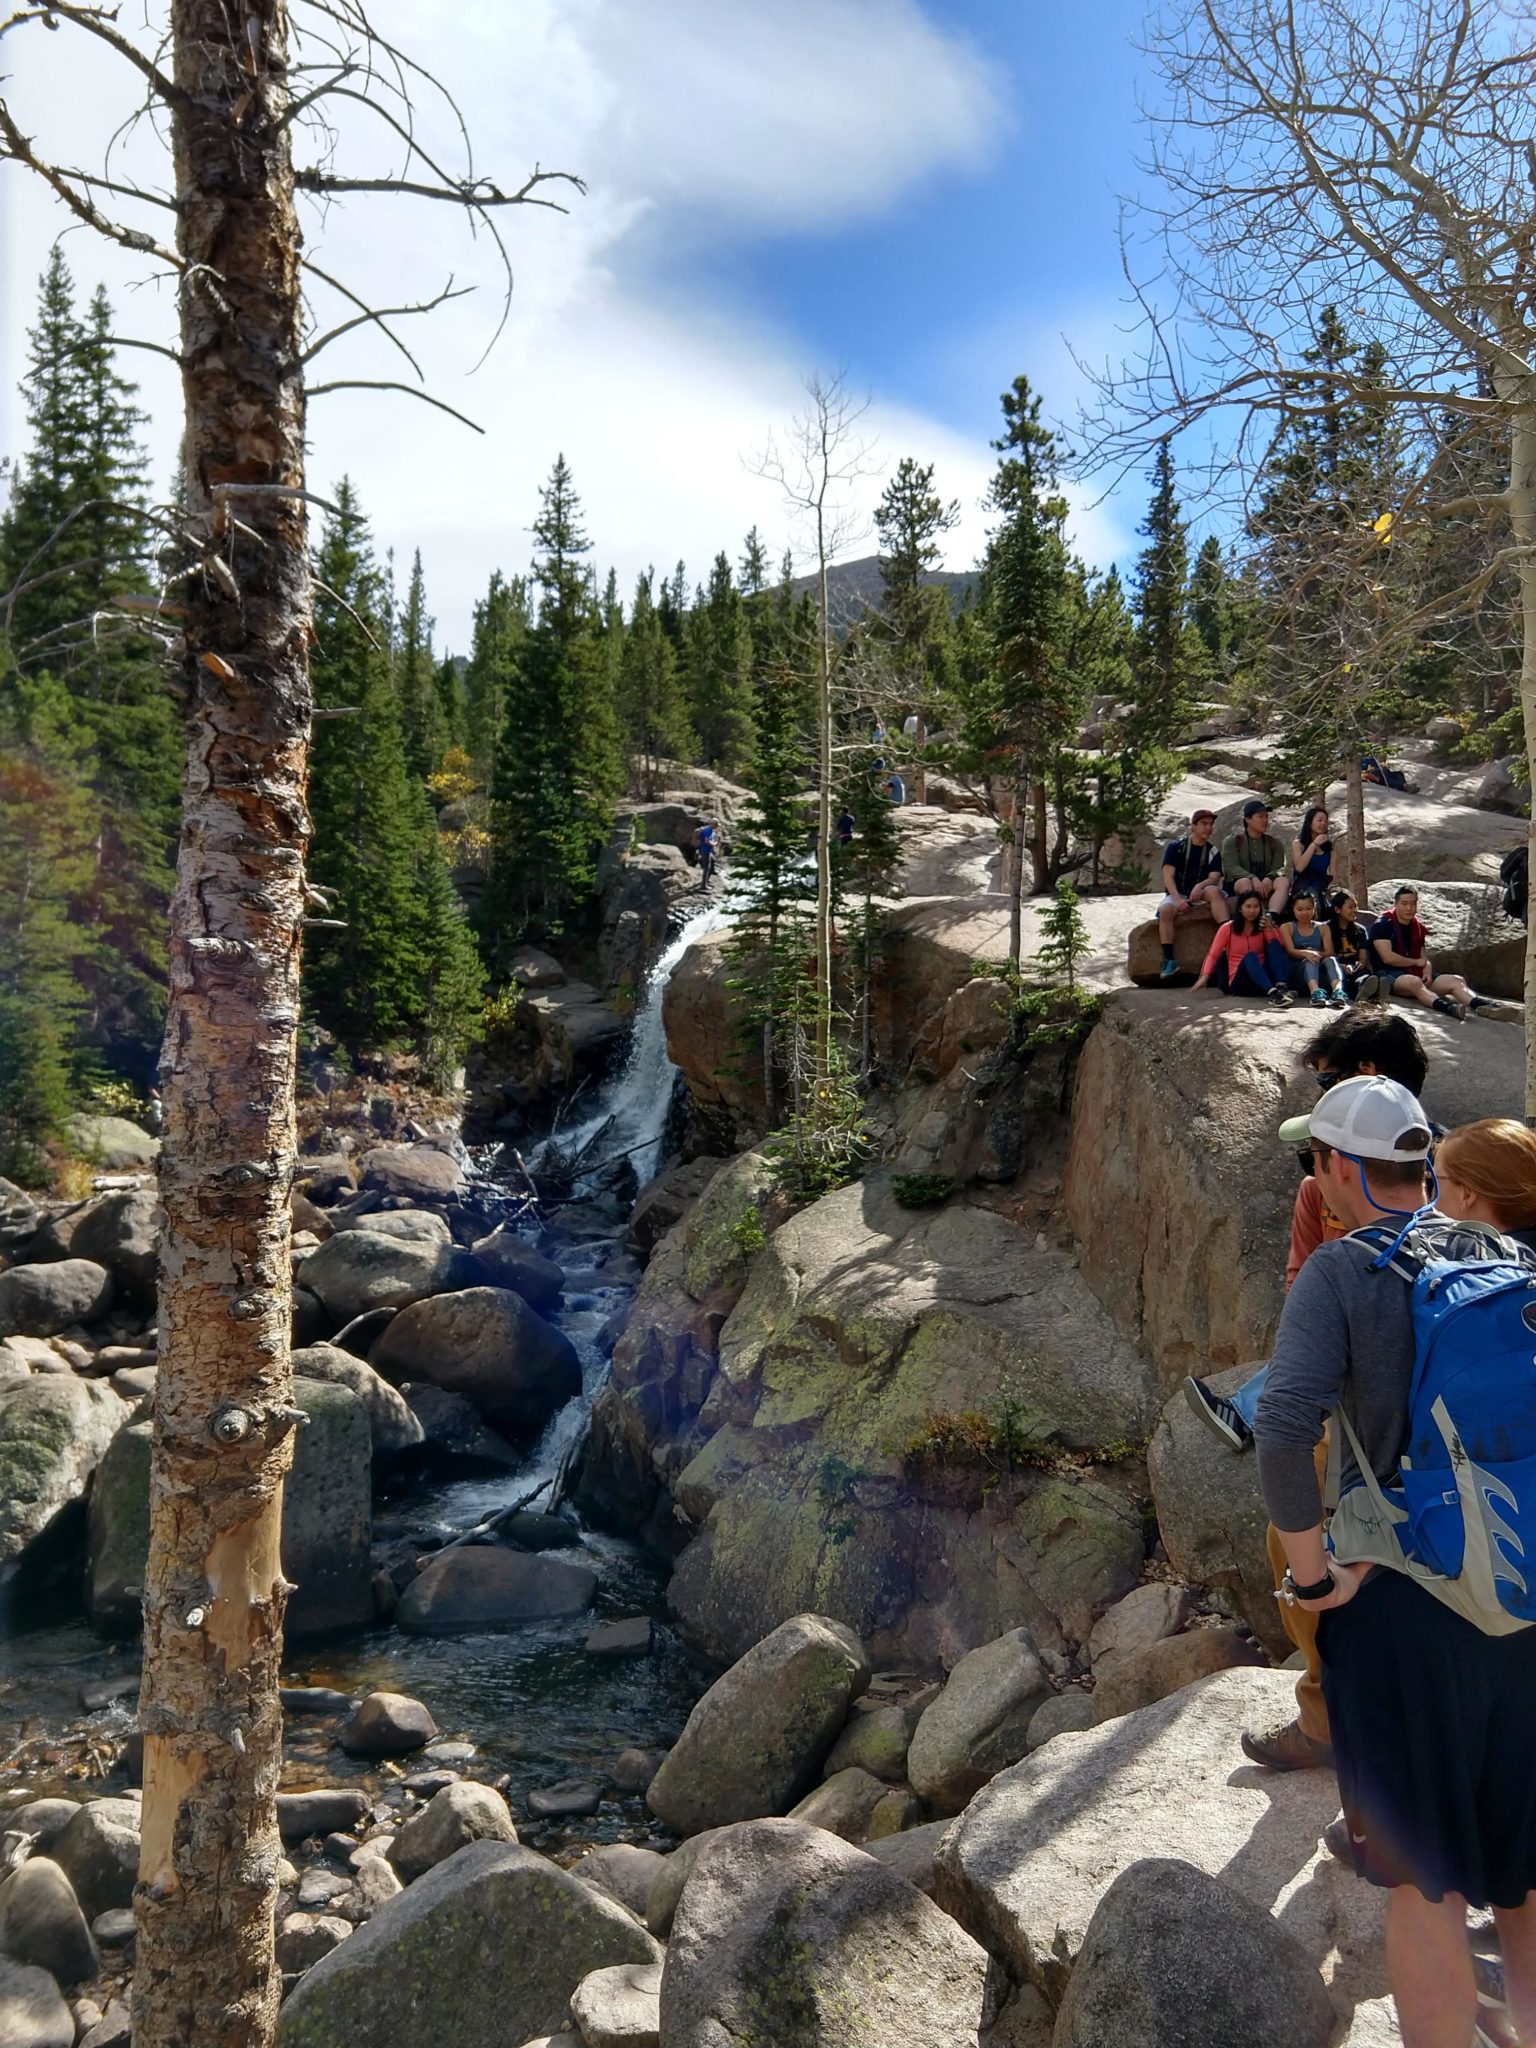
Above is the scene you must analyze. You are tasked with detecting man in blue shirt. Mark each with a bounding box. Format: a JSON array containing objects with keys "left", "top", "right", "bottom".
[{"left": 1157, "top": 809, "right": 1224, "bottom": 980}]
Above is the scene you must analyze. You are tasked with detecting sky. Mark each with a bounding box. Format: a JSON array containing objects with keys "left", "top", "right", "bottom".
[{"left": 0, "top": 0, "right": 1160, "bottom": 653}]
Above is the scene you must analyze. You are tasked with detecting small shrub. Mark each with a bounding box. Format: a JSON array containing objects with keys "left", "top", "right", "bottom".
[
  {"left": 891, "top": 1172, "right": 957, "bottom": 1209},
  {"left": 814, "top": 1455, "right": 869, "bottom": 1545},
  {"left": 54, "top": 1157, "right": 97, "bottom": 1200},
  {"left": 727, "top": 1205, "right": 768, "bottom": 1253}
]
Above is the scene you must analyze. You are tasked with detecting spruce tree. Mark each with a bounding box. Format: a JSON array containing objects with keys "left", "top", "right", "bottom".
[
  {"left": 687, "top": 552, "right": 756, "bottom": 776},
  {"left": 395, "top": 550, "right": 442, "bottom": 781},
  {"left": 484, "top": 455, "right": 620, "bottom": 948},
  {"left": 0, "top": 671, "right": 98, "bottom": 1180},
  {"left": 462, "top": 569, "right": 530, "bottom": 782},
  {"left": 619, "top": 569, "right": 695, "bottom": 795},
  {"left": 976, "top": 375, "right": 1076, "bottom": 945},
  {"left": 1129, "top": 440, "right": 1203, "bottom": 742},
  {"left": 433, "top": 652, "right": 466, "bottom": 755}
]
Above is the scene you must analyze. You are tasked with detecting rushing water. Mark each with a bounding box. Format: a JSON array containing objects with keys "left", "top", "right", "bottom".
[{"left": 0, "top": 900, "right": 730, "bottom": 1850}]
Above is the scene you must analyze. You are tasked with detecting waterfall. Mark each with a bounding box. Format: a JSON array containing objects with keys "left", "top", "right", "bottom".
[{"left": 545, "top": 898, "right": 730, "bottom": 1193}]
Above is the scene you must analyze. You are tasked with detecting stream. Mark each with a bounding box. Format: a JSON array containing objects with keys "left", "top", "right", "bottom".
[{"left": 0, "top": 900, "right": 730, "bottom": 1855}]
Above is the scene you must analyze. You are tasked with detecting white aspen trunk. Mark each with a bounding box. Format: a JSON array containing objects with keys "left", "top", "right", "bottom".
[{"left": 815, "top": 537, "right": 833, "bottom": 1080}]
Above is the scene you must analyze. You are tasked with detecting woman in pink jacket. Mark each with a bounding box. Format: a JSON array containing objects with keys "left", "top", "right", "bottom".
[{"left": 1192, "top": 889, "right": 1295, "bottom": 1006}]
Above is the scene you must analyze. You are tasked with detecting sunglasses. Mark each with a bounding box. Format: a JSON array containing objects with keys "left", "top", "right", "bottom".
[{"left": 1314, "top": 1071, "right": 1344, "bottom": 1092}]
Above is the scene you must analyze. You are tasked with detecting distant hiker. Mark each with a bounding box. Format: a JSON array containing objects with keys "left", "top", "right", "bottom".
[
  {"left": 694, "top": 821, "right": 717, "bottom": 888},
  {"left": 1191, "top": 889, "right": 1292, "bottom": 1004},
  {"left": 1157, "top": 808, "right": 1225, "bottom": 980},
  {"left": 1219, "top": 799, "right": 1289, "bottom": 919},
  {"left": 1368, "top": 885, "right": 1496, "bottom": 1019},
  {"left": 1254, "top": 1075, "right": 1536, "bottom": 2048},
  {"left": 836, "top": 808, "right": 856, "bottom": 846}
]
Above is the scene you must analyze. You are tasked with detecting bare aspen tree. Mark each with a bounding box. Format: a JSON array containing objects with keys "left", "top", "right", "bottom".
[
  {"left": 0, "top": 6, "right": 575, "bottom": 2042},
  {"left": 1083, "top": 0, "right": 1536, "bottom": 1103},
  {"left": 753, "top": 374, "right": 878, "bottom": 1076}
]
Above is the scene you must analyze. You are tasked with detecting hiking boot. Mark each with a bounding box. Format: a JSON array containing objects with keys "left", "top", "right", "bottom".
[
  {"left": 1468, "top": 995, "right": 1500, "bottom": 1016},
  {"left": 1159, "top": 958, "right": 1179, "bottom": 982},
  {"left": 1182, "top": 1377, "right": 1252, "bottom": 1451},
  {"left": 1323, "top": 1815, "right": 1353, "bottom": 1862},
  {"left": 1352, "top": 974, "right": 1380, "bottom": 1003},
  {"left": 1433, "top": 993, "right": 1466, "bottom": 1020},
  {"left": 1240, "top": 1718, "right": 1334, "bottom": 1771}
]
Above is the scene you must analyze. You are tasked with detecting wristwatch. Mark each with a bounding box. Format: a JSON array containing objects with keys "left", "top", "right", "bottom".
[{"left": 1277, "top": 1567, "right": 1335, "bottom": 1605}]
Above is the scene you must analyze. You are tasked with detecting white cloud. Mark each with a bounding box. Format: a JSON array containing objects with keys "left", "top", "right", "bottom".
[{"left": 0, "top": 1, "right": 1142, "bottom": 651}]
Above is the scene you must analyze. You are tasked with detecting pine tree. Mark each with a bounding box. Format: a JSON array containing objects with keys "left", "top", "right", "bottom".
[
  {"left": 462, "top": 570, "right": 530, "bottom": 782},
  {"left": 834, "top": 734, "right": 902, "bottom": 1072},
  {"left": 433, "top": 652, "right": 466, "bottom": 756},
  {"left": 484, "top": 455, "right": 620, "bottom": 948},
  {"left": 687, "top": 552, "right": 755, "bottom": 776},
  {"left": 395, "top": 550, "right": 442, "bottom": 781},
  {"left": 619, "top": 568, "right": 695, "bottom": 794},
  {"left": 1129, "top": 440, "right": 1203, "bottom": 742},
  {"left": 0, "top": 670, "right": 98, "bottom": 1181},
  {"left": 725, "top": 660, "right": 816, "bottom": 1124},
  {"left": 0, "top": 253, "right": 175, "bottom": 1078},
  {"left": 977, "top": 375, "right": 1076, "bottom": 948},
  {"left": 410, "top": 815, "right": 485, "bottom": 1087}
]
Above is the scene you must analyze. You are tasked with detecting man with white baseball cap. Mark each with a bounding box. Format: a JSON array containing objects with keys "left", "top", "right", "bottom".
[{"left": 1253, "top": 1074, "right": 1536, "bottom": 2048}]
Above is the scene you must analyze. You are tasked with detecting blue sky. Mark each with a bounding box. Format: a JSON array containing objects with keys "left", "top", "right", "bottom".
[{"left": 2, "top": 0, "right": 1170, "bottom": 646}]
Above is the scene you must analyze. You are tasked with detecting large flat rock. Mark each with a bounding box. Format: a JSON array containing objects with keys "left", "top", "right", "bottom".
[
  {"left": 1064, "top": 990, "right": 1526, "bottom": 1387},
  {"left": 933, "top": 1667, "right": 1389, "bottom": 2026}
]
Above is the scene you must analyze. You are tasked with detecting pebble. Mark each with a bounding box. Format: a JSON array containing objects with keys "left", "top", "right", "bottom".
[
  {"left": 526, "top": 1781, "right": 603, "bottom": 1820},
  {"left": 611, "top": 1750, "right": 663, "bottom": 1795},
  {"left": 421, "top": 1740, "right": 475, "bottom": 1765},
  {"left": 276, "top": 1789, "right": 370, "bottom": 1841},
  {"left": 296, "top": 1869, "right": 351, "bottom": 1909},
  {"left": 339, "top": 1690, "right": 438, "bottom": 1759},
  {"left": 90, "top": 1910, "right": 135, "bottom": 1951},
  {"left": 402, "top": 1769, "right": 458, "bottom": 1798},
  {"left": 322, "top": 1832, "right": 359, "bottom": 1862}
]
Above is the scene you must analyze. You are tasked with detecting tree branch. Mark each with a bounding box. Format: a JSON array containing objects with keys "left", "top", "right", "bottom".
[
  {"left": 293, "top": 165, "right": 584, "bottom": 211},
  {"left": 300, "top": 278, "right": 469, "bottom": 368},
  {"left": 0, "top": 105, "right": 183, "bottom": 268},
  {"left": 305, "top": 378, "right": 484, "bottom": 433},
  {"left": 0, "top": 1, "right": 183, "bottom": 103}
]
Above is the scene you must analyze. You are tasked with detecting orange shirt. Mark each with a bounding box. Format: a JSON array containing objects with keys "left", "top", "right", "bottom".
[{"left": 1285, "top": 1174, "right": 1349, "bottom": 1289}]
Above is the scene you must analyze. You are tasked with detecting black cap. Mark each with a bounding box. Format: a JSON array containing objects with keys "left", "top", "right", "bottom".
[{"left": 1242, "top": 798, "right": 1270, "bottom": 819}]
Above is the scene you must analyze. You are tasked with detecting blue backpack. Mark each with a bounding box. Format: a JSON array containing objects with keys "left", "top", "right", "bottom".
[{"left": 1330, "top": 1211, "right": 1536, "bottom": 1631}]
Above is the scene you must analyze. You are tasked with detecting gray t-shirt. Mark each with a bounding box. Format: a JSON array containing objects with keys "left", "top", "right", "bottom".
[{"left": 1254, "top": 1215, "right": 1533, "bottom": 1530}]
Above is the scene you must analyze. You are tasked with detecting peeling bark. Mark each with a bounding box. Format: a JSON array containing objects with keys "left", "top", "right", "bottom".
[{"left": 135, "top": 5, "right": 309, "bottom": 2044}]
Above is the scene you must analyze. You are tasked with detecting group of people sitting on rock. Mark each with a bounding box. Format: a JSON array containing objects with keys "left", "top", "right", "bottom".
[
  {"left": 1177, "top": 1007, "right": 1536, "bottom": 2048},
  {"left": 1160, "top": 799, "right": 1498, "bottom": 1018}
]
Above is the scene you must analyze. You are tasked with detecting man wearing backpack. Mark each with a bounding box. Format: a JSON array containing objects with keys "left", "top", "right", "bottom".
[{"left": 1255, "top": 1075, "right": 1536, "bottom": 2048}]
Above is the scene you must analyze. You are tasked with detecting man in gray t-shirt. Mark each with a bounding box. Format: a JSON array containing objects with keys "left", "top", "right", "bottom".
[{"left": 1254, "top": 1076, "right": 1536, "bottom": 2047}]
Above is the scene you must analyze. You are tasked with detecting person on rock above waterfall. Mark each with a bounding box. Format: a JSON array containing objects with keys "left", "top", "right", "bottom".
[
  {"left": 1369, "top": 884, "right": 1498, "bottom": 1020},
  {"left": 1157, "top": 808, "right": 1225, "bottom": 980},
  {"left": 1253, "top": 1076, "right": 1536, "bottom": 2048},
  {"left": 1219, "top": 799, "right": 1289, "bottom": 921}
]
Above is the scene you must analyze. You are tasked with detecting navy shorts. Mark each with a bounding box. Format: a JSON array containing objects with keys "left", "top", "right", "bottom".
[{"left": 1319, "top": 1569, "right": 1536, "bottom": 1904}]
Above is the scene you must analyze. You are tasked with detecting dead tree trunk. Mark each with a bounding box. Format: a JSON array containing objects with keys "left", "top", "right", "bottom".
[
  {"left": 1342, "top": 749, "right": 1368, "bottom": 904},
  {"left": 135, "top": 6, "right": 309, "bottom": 2043}
]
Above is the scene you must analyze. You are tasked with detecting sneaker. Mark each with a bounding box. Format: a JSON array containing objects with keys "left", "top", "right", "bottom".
[
  {"left": 1182, "top": 1376, "right": 1252, "bottom": 1451},
  {"left": 1352, "top": 974, "right": 1380, "bottom": 1003},
  {"left": 1241, "top": 1718, "right": 1335, "bottom": 1771},
  {"left": 1264, "top": 985, "right": 1293, "bottom": 1007},
  {"left": 1326, "top": 987, "right": 1347, "bottom": 1009},
  {"left": 1433, "top": 994, "right": 1467, "bottom": 1020},
  {"left": 1159, "top": 959, "right": 1178, "bottom": 982},
  {"left": 1309, "top": 988, "right": 1328, "bottom": 1007},
  {"left": 1323, "top": 1815, "right": 1353, "bottom": 1862},
  {"left": 1468, "top": 995, "right": 1500, "bottom": 1016}
]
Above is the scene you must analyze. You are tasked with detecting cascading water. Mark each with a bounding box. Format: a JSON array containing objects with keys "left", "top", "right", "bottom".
[
  {"left": 2, "top": 898, "right": 729, "bottom": 1850},
  {"left": 542, "top": 898, "right": 731, "bottom": 1195}
]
